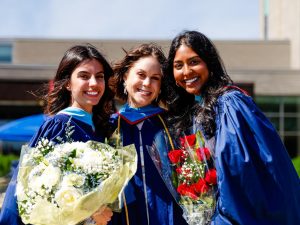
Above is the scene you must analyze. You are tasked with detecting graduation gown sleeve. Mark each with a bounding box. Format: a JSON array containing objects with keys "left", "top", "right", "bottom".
[
  {"left": 211, "top": 90, "right": 300, "bottom": 225},
  {"left": 29, "top": 114, "right": 72, "bottom": 147}
]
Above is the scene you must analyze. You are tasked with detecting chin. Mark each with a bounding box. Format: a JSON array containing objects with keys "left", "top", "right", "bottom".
[
  {"left": 186, "top": 90, "right": 196, "bottom": 95},
  {"left": 139, "top": 98, "right": 153, "bottom": 105},
  {"left": 86, "top": 102, "right": 99, "bottom": 107},
  {"left": 185, "top": 87, "right": 200, "bottom": 95}
]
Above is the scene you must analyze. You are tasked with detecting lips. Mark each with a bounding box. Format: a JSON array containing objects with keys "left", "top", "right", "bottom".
[
  {"left": 183, "top": 77, "right": 199, "bottom": 84},
  {"left": 84, "top": 91, "right": 100, "bottom": 97},
  {"left": 86, "top": 91, "right": 98, "bottom": 95},
  {"left": 137, "top": 88, "right": 152, "bottom": 96}
]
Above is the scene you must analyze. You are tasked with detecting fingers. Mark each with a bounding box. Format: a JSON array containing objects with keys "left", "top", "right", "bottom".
[
  {"left": 92, "top": 206, "right": 113, "bottom": 225},
  {"left": 102, "top": 207, "right": 113, "bottom": 218}
]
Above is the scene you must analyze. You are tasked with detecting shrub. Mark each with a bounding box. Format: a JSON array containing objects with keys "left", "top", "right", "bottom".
[
  {"left": 0, "top": 154, "right": 19, "bottom": 177},
  {"left": 292, "top": 156, "right": 300, "bottom": 177}
]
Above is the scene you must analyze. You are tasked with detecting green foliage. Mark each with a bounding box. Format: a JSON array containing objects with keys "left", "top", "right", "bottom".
[
  {"left": 292, "top": 156, "right": 300, "bottom": 177},
  {"left": 0, "top": 154, "right": 19, "bottom": 177}
]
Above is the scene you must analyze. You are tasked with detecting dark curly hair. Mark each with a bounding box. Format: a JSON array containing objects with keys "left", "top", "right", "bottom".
[
  {"left": 44, "top": 44, "right": 116, "bottom": 137},
  {"left": 110, "top": 43, "right": 167, "bottom": 106},
  {"left": 165, "top": 31, "right": 232, "bottom": 138}
]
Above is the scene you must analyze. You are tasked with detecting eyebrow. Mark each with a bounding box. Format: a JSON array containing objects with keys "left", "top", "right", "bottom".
[
  {"left": 174, "top": 56, "right": 200, "bottom": 63},
  {"left": 137, "top": 69, "right": 162, "bottom": 76},
  {"left": 77, "top": 70, "right": 104, "bottom": 74}
]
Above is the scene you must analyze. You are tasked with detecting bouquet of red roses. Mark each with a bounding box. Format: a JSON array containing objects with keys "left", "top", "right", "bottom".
[
  {"left": 167, "top": 130, "right": 217, "bottom": 225},
  {"left": 146, "top": 123, "right": 217, "bottom": 225}
]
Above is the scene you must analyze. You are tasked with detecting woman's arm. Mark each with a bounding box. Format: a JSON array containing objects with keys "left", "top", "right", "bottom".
[{"left": 212, "top": 90, "right": 300, "bottom": 225}]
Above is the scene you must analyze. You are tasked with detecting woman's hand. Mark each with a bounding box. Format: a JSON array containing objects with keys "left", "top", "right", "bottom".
[{"left": 91, "top": 206, "right": 113, "bottom": 225}]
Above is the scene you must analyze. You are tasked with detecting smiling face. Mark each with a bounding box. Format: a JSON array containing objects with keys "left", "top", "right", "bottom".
[
  {"left": 124, "top": 56, "right": 162, "bottom": 108},
  {"left": 173, "top": 44, "right": 209, "bottom": 95},
  {"left": 66, "top": 59, "right": 105, "bottom": 113}
]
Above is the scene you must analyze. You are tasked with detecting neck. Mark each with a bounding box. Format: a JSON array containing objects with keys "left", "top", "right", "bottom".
[
  {"left": 69, "top": 106, "right": 92, "bottom": 114},
  {"left": 127, "top": 102, "right": 151, "bottom": 109}
]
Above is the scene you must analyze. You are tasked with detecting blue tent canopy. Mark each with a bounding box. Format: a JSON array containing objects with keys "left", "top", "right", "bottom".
[{"left": 0, "top": 114, "right": 46, "bottom": 142}]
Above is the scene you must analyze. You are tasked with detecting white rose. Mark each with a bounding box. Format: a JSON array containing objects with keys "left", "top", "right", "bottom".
[
  {"left": 28, "top": 164, "right": 47, "bottom": 192},
  {"left": 39, "top": 164, "right": 61, "bottom": 188},
  {"left": 55, "top": 186, "right": 82, "bottom": 208},
  {"left": 76, "top": 150, "right": 104, "bottom": 172},
  {"left": 62, "top": 173, "right": 85, "bottom": 187}
]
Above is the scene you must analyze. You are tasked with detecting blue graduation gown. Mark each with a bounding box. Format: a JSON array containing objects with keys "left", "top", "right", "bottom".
[
  {"left": 0, "top": 114, "right": 104, "bottom": 225},
  {"left": 211, "top": 90, "right": 300, "bottom": 225},
  {"left": 109, "top": 114, "right": 188, "bottom": 225}
]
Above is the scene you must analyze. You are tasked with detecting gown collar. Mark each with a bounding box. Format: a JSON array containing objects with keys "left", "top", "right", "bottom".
[
  {"left": 118, "top": 103, "right": 164, "bottom": 125},
  {"left": 195, "top": 95, "right": 203, "bottom": 104},
  {"left": 57, "top": 107, "right": 95, "bottom": 131}
]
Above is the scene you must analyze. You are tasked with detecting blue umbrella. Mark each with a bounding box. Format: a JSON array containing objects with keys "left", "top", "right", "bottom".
[{"left": 0, "top": 114, "right": 46, "bottom": 142}]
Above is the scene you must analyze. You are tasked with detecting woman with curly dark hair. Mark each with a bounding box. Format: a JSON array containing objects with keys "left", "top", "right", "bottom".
[
  {"left": 0, "top": 44, "right": 115, "bottom": 225},
  {"left": 108, "top": 43, "right": 188, "bottom": 225},
  {"left": 165, "top": 30, "right": 300, "bottom": 225}
]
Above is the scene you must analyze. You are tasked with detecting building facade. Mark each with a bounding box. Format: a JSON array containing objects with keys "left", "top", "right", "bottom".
[{"left": 1, "top": 37, "right": 300, "bottom": 157}]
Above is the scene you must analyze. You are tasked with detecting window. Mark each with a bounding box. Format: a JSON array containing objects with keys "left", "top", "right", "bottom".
[
  {"left": 0, "top": 43, "right": 12, "bottom": 63},
  {"left": 256, "top": 96, "right": 300, "bottom": 158}
]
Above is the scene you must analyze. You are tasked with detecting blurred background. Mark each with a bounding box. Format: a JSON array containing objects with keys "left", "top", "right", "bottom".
[{"left": 0, "top": 0, "right": 300, "bottom": 193}]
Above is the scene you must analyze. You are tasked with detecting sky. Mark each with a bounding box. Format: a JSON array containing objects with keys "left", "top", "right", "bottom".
[{"left": 0, "top": 0, "right": 260, "bottom": 40}]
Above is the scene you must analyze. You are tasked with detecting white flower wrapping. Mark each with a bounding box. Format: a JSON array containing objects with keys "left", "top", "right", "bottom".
[{"left": 17, "top": 139, "right": 137, "bottom": 225}]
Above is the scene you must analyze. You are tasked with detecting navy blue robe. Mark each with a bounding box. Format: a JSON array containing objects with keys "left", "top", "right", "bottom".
[
  {"left": 0, "top": 114, "right": 104, "bottom": 225},
  {"left": 109, "top": 114, "right": 188, "bottom": 225},
  {"left": 210, "top": 90, "right": 300, "bottom": 225}
]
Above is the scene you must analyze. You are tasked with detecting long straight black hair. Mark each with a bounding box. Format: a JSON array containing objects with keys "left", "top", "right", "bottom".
[{"left": 165, "top": 31, "right": 232, "bottom": 138}]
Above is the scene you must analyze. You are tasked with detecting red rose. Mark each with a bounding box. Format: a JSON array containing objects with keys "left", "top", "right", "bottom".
[
  {"left": 176, "top": 167, "right": 182, "bottom": 174},
  {"left": 177, "top": 183, "right": 188, "bottom": 195},
  {"left": 196, "top": 147, "right": 211, "bottom": 161},
  {"left": 205, "top": 169, "right": 217, "bottom": 185},
  {"left": 177, "top": 183, "right": 198, "bottom": 199},
  {"left": 168, "top": 149, "right": 184, "bottom": 164},
  {"left": 193, "top": 178, "right": 209, "bottom": 194},
  {"left": 180, "top": 134, "right": 196, "bottom": 148}
]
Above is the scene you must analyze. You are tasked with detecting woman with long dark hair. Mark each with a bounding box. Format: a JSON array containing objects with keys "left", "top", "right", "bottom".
[
  {"left": 0, "top": 44, "right": 115, "bottom": 225},
  {"left": 165, "top": 30, "right": 300, "bottom": 225}
]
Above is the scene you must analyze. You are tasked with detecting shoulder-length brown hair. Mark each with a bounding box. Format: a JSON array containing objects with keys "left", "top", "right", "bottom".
[{"left": 110, "top": 43, "right": 167, "bottom": 106}]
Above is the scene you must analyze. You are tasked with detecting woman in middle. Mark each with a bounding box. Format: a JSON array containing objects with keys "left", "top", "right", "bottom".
[{"left": 108, "top": 43, "right": 188, "bottom": 225}]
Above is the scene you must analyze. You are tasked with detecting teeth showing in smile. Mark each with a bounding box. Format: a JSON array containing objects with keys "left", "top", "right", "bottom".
[
  {"left": 184, "top": 77, "right": 198, "bottom": 84},
  {"left": 86, "top": 91, "right": 98, "bottom": 96}
]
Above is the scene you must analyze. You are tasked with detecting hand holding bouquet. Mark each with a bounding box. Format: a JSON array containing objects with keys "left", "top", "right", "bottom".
[
  {"left": 91, "top": 206, "right": 113, "bottom": 225},
  {"left": 17, "top": 139, "right": 137, "bottom": 225}
]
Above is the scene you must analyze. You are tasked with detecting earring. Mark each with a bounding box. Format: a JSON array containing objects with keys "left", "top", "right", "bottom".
[
  {"left": 123, "top": 82, "right": 127, "bottom": 95},
  {"left": 175, "top": 82, "right": 180, "bottom": 87}
]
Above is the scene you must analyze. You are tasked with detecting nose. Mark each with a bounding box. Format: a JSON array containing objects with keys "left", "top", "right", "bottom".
[
  {"left": 182, "top": 64, "right": 191, "bottom": 76},
  {"left": 89, "top": 75, "right": 97, "bottom": 86},
  {"left": 143, "top": 77, "right": 151, "bottom": 86}
]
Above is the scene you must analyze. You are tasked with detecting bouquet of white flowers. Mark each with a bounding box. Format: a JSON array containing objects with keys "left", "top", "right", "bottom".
[{"left": 17, "top": 138, "right": 137, "bottom": 225}]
